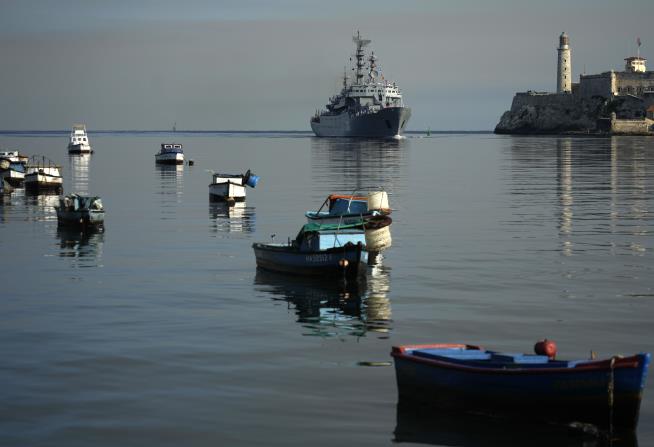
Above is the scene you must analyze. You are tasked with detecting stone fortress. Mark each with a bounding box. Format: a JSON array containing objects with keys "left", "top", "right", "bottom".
[{"left": 495, "top": 33, "right": 654, "bottom": 135}]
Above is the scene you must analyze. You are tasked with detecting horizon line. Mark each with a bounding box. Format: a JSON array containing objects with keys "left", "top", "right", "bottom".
[{"left": 0, "top": 129, "right": 493, "bottom": 134}]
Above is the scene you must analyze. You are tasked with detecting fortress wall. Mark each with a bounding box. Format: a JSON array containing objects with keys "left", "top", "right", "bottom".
[
  {"left": 611, "top": 118, "right": 654, "bottom": 135},
  {"left": 511, "top": 92, "right": 576, "bottom": 111},
  {"left": 579, "top": 73, "right": 614, "bottom": 98},
  {"left": 615, "top": 71, "right": 654, "bottom": 95}
]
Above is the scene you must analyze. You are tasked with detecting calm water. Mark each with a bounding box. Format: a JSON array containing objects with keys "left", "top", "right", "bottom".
[{"left": 1, "top": 132, "right": 653, "bottom": 446}]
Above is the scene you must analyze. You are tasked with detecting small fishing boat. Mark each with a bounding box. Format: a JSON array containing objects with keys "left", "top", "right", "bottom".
[
  {"left": 67, "top": 124, "right": 93, "bottom": 153},
  {"left": 0, "top": 159, "right": 26, "bottom": 187},
  {"left": 56, "top": 193, "right": 105, "bottom": 227},
  {"left": 209, "top": 169, "right": 259, "bottom": 203},
  {"left": 252, "top": 222, "right": 369, "bottom": 279},
  {"left": 391, "top": 342, "right": 651, "bottom": 433},
  {"left": 155, "top": 143, "right": 184, "bottom": 164},
  {"left": 24, "top": 157, "right": 63, "bottom": 193},
  {"left": 0, "top": 150, "right": 29, "bottom": 165},
  {"left": 306, "top": 190, "right": 391, "bottom": 225}
]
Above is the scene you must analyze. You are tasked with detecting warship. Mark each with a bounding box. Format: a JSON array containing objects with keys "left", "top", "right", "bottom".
[{"left": 310, "top": 32, "right": 411, "bottom": 138}]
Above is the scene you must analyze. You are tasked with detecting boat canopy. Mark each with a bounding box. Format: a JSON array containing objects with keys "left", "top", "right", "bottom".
[
  {"left": 160, "top": 143, "right": 183, "bottom": 152},
  {"left": 59, "top": 194, "right": 103, "bottom": 211}
]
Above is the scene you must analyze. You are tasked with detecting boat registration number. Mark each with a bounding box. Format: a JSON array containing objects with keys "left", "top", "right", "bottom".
[{"left": 305, "top": 254, "right": 330, "bottom": 263}]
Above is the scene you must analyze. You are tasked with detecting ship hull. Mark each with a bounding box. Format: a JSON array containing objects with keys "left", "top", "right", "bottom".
[{"left": 311, "top": 107, "right": 411, "bottom": 138}]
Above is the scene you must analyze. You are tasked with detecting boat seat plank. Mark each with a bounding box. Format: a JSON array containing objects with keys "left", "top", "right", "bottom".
[{"left": 490, "top": 353, "right": 550, "bottom": 364}]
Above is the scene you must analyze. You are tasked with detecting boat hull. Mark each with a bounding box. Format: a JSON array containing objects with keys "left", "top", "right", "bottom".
[
  {"left": 1, "top": 169, "right": 25, "bottom": 187},
  {"left": 252, "top": 242, "right": 366, "bottom": 279},
  {"left": 155, "top": 153, "right": 184, "bottom": 164},
  {"left": 306, "top": 212, "right": 375, "bottom": 225},
  {"left": 24, "top": 173, "right": 63, "bottom": 192},
  {"left": 311, "top": 107, "right": 411, "bottom": 138},
  {"left": 56, "top": 209, "right": 105, "bottom": 227},
  {"left": 209, "top": 181, "right": 246, "bottom": 202},
  {"left": 68, "top": 143, "right": 93, "bottom": 154},
  {"left": 392, "top": 345, "right": 650, "bottom": 432}
]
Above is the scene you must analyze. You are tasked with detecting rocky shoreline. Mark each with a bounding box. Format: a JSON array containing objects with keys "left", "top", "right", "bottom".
[{"left": 495, "top": 93, "right": 653, "bottom": 136}]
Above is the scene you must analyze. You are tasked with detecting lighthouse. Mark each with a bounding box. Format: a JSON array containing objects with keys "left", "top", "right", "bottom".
[{"left": 557, "top": 32, "right": 572, "bottom": 93}]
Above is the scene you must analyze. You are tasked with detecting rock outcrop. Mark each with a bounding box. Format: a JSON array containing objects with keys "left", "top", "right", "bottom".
[{"left": 495, "top": 94, "right": 606, "bottom": 134}]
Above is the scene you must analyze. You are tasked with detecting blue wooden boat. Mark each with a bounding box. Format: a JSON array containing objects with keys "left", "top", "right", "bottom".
[
  {"left": 252, "top": 222, "right": 368, "bottom": 279},
  {"left": 305, "top": 191, "right": 391, "bottom": 225},
  {"left": 391, "top": 343, "right": 651, "bottom": 432}
]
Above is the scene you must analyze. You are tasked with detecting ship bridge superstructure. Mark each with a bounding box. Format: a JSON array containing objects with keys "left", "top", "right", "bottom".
[{"left": 320, "top": 31, "right": 405, "bottom": 116}]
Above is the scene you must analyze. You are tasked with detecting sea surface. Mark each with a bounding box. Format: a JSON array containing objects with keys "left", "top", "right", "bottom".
[{"left": 0, "top": 131, "right": 653, "bottom": 446}]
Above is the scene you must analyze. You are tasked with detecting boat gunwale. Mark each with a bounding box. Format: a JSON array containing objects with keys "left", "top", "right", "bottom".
[
  {"left": 252, "top": 241, "right": 365, "bottom": 255},
  {"left": 392, "top": 344, "right": 648, "bottom": 376}
]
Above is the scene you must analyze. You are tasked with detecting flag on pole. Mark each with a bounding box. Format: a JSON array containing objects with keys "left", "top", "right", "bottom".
[{"left": 637, "top": 36, "right": 641, "bottom": 47}]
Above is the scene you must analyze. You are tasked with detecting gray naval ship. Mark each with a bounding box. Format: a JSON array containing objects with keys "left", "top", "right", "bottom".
[{"left": 310, "top": 32, "right": 411, "bottom": 138}]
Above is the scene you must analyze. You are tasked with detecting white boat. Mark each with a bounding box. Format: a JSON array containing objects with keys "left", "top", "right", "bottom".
[
  {"left": 209, "top": 173, "right": 246, "bottom": 203},
  {"left": 56, "top": 194, "right": 105, "bottom": 227},
  {"left": 209, "top": 170, "right": 259, "bottom": 203},
  {"left": 155, "top": 143, "right": 184, "bottom": 165},
  {"left": 25, "top": 157, "right": 63, "bottom": 193},
  {"left": 0, "top": 150, "right": 29, "bottom": 165},
  {"left": 67, "top": 124, "right": 93, "bottom": 153},
  {"left": 0, "top": 159, "right": 26, "bottom": 187}
]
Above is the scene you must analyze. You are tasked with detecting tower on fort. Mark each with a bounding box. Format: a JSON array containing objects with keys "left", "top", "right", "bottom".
[{"left": 557, "top": 32, "right": 572, "bottom": 93}]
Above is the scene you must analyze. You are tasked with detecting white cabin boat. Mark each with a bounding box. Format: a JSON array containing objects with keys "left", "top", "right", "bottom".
[
  {"left": 67, "top": 124, "right": 93, "bottom": 153},
  {"left": 25, "top": 157, "right": 63, "bottom": 193},
  {"left": 155, "top": 143, "right": 184, "bottom": 165},
  {"left": 0, "top": 150, "right": 29, "bottom": 165},
  {"left": 209, "top": 173, "right": 247, "bottom": 203},
  {"left": 0, "top": 159, "right": 26, "bottom": 187},
  {"left": 209, "top": 170, "right": 259, "bottom": 203}
]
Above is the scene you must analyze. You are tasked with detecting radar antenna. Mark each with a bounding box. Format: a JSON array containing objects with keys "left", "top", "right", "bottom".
[{"left": 353, "top": 31, "right": 371, "bottom": 85}]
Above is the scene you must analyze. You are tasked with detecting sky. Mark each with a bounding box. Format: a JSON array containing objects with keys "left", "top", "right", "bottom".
[{"left": 0, "top": 0, "right": 652, "bottom": 131}]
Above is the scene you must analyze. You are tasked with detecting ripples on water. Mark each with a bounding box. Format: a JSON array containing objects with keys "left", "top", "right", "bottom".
[{"left": 0, "top": 132, "right": 652, "bottom": 446}]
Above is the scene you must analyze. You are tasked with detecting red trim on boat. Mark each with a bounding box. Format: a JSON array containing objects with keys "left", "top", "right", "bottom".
[{"left": 391, "top": 344, "right": 642, "bottom": 375}]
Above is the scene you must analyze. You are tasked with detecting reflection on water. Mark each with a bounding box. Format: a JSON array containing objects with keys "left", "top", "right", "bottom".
[
  {"left": 69, "top": 153, "right": 91, "bottom": 195},
  {"left": 23, "top": 191, "right": 59, "bottom": 222},
  {"left": 56, "top": 226, "right": 104, "bottom": 268},
  {"left": 254, "top": 263, "right": 391, "bottom": 338},
  {"left": 209, "top": 202, "right": 256, "bottom": 234},
  {"left": 393, "top": 403, "right": 637, "bottom": 447},
  {"left": 365, "top": 259, "right": 392, "bottom": 333},
  {"left": 509, "top": 137, "right": 653, "bottom": 258},
  {"left": 156, "top": 164, "right": 184, "bottom": 219},
  {"left": 156, "top": 163, "right": 184, "bottom": 190},
  {"left": 310, "top": 137, "right": 408, "bottom": 197}
]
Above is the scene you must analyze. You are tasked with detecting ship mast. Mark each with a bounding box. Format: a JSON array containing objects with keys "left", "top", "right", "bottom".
[
  {"left": 368, "top": 51, "right": 378, "bottom": 83},
  {"left": 342, "top": 66, "right": 349, "bottom": 91},
  {"left": 353, "top": 31, "right": 371, "bottom": 85}
]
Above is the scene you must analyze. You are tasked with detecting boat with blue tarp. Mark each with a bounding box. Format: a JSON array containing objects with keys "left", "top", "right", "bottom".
[
  {"left": 209, "top": 169, "right": 259, "bottom": 203},
  {"left": 56, "top": 193, "right": 105, "bottom": 227},
  {"left": 252, "top": 221, "right": 370, "bottom": 279},
  {"left": 391, "top": 343, "right": 651, "bottom": 433}
]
